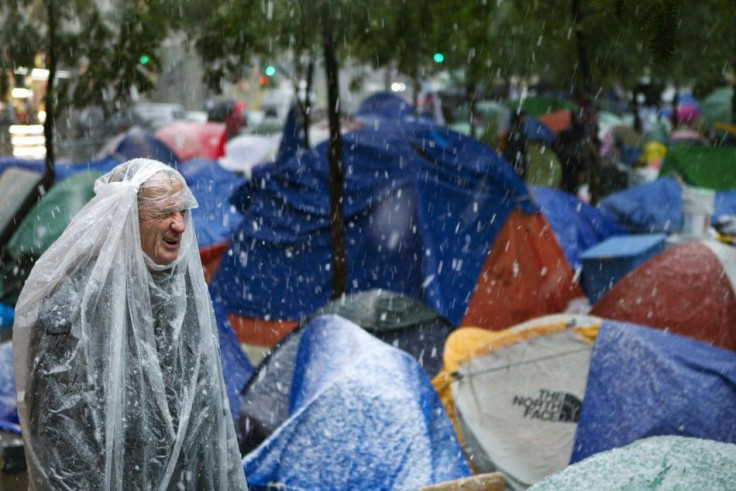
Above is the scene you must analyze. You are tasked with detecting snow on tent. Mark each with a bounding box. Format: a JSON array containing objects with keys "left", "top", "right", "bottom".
[
  {"left": 531, "top": 186, "right": 624, "bottom": 271},
  {"left": 659, "top": 145, "right": 736, "bottom": 191},
  {"left": 590, "top": 240, "right": 736, "bottom": 351},
  {"left": 175, "top": 158, "right": 246, "bottom": 282},
  {"left": 531, "top": 436, "right": 736, "bottom": 490},
  {"left": 0, "top": 171, "right": 102, "bottom": 305},
  {"left": 431, "top": 314, "right": 600, "bottom": 489},
  {"left": 210, "top": 118, "right": 581, "bottom": 347},
  {"left": 239, "top": 314, "right": 472, "bottom": 489},
  {"left": 570, "top": 321, "right": 736, "bottom": 463},
  {"left": 306, "top": 289, "right": 454, "bottom": 377}
]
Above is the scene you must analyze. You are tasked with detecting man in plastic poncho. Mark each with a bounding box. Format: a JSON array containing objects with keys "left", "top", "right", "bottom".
[{"left": 13, "top": 159, "right": 247, "bottom": 490}]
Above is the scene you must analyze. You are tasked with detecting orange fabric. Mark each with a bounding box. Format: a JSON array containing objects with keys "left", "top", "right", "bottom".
[
  {"left": 537, "top": 110, "right": 571, "bottom": 135},
  {"left": 228, "top": 314, "right": 298, "bottom": 347},
  {"left": 461, "top": 211, "right": 582, "bottom": 331},
  {"left": 199, "top": 241, "right": 230, "bottom": 283}
]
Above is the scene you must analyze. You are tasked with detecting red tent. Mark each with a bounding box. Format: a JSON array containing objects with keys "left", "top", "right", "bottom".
[
  {"left": 154, "top": 121, "right": 226, "bottom": 161},
  {"left": 591, "top": 240, "right": 736, "bottom": 351}
]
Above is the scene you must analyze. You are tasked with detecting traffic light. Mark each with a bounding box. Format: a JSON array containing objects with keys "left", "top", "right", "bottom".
[
  {"left": 433, "top": 52, "right": 444, "bottom": 64},
  {"left": 264, "top": 65, "right": 276, "bottom": 77},
  {"left": 139, "top": 55, "right": 150, "bottom": 65}
]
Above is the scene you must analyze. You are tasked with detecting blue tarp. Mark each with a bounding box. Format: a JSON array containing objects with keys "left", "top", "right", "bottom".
[
  {"left": 597, "top": 177, "right": 736, "bottom": 232},
  {"left": 176, "top": 158, "right": 246, "bottom": 248},
  {"left": 211, "top": 295, "right": 253, "bottom": 419},
  {"left": 531, "top": 186, "right": 624, "bottom": 270},
  {"left": 0, "top": 155, "right": 121, "bottom": 182},
  {"left": 571, "top": 320, "right": 736, "bottom": 463},
  {"left": 0, "top": 341, "right": 20, "bottom": 433},
  {"left": 242, "top": 315, "right": 471, "bottom": 490},
  {"left": 597, "top": 177, "right": 682, "bottom": 233},
  {"left": 211, "top": 120, "right": 535, "bottom": 325}
]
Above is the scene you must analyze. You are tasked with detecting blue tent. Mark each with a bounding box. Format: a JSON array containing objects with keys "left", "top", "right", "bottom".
[
  {"left": 354, "top": 91, "right": 415, "bottom": 121},
  {"left": 524, "top": 117, "right": 555, "bottom": 145},
  {"left": 597, "top": 177, "right": 682, "bottom": 233},
  {"left": 241, "top": 315, "right": 471, "bottom": 489},
  {"left": 211, "top": 296, "right": 253, "bottom": 419},
  {"left": 570, "top": 320, "right": 736, "bottom": 463},
  {"left": 211, "top": 119, "right": 535, "bottom": 327},
  {"left": 0, "top": 155, "right": 122, "bottom": 182},
  {"left": 531, "top": 186, "right": 624, "bottom": 270},
  {"left": 96, "top": 127, "right": 179, "bottom": 166},
  {"left": 598, "top": 177, "right": 736, "bottom": 233},
  {"left": 176, "top": 158, "right": 246, "bottom": 248}
]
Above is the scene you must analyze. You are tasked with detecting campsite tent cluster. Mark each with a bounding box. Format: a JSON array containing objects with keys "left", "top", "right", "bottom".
[{"left": 0, "top": 90, "right": 734, "bottom": 488}]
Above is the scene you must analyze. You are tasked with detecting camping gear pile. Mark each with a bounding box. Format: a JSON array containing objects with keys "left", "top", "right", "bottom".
[{"left": 0, "top": 90, "right": 734, "bottom": 487}]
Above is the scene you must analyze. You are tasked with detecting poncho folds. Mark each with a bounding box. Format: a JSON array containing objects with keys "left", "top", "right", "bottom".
[{"left": 13, "top": 159, "right": 246, "bottom": 490}]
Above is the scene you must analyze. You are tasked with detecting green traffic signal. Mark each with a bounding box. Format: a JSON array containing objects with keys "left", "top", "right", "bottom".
[
  {"left": 264, "top": 65, "right": 276, "bottom": 77},
  {"left": 433, "top": 53, "right": 444, "bottom": 63},
  {"left": 139, "top": 55, "right": 150, "bottom": 65}
]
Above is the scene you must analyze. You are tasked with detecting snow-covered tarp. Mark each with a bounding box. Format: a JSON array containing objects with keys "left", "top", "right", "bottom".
[{"left": 531, "top": 436, "right": 736, "bottom": 490}]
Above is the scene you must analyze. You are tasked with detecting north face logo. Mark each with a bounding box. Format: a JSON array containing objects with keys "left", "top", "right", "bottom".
[{"left": 512, "top": 389, "right": 582, "bottom": 423}]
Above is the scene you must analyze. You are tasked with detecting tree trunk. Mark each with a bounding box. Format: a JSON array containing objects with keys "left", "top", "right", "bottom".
[
  {"left": 571, "top": 0, "right": 601, "bottom": 205},
  {"left": 321, "top": 4, "right": 347, "bottom": 299},
  {"left": 302, "top": 57, "right": 314, "bottom": 148},
  {"left": 672, "top": 87, "right": 680, "bottom": 127},
  {"left": 42, "top": 0, "right": 57, "bottom": 193},
  {"left": 467, "top": 82, "right": 477, "bottom": 139}
]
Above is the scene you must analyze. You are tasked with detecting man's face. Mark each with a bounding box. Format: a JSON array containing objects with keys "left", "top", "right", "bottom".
[{"left": 139, "top": 180, "right": 187, "bottom": 265}]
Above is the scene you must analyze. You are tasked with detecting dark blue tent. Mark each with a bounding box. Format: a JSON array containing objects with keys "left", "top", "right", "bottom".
[
  {"left": 532, "top": 186, "right": 624, "bottom": 270},
  {"left": 211, "top": 295, "right": 253, "bottom": 419},
  {"left": 571, "top": 320, "right": 736, "bottom": 463},
  {"left": 354, "top": 91, "right": 414, "bottom": 121},
  {"left": 96, "top": 127, "right": 179, "bottom": 166},
  {"left": 597, "top": 177, "right": 682, "bottom": 233},
  {"left": 176, "top": 158, "right": 246, "bottom": 248},
  {"left": 0, "top": 341, "right": 19, "bottom": 433},
  {"left": 524, "top": 117, "right": 555, "bottom": 145},
  {"left": 241, "top": 315, "right": 471, "bottom": 489},
  {"left": 210, "top": 119, "right": 535, "bottom": 326}
]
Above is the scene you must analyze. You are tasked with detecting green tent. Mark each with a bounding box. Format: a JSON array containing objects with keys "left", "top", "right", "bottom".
[
  {"left": 6, "top": 171, "right": 101, "bottom": 259},
  {"left": 525, "top": 142, "right": 561, "bottom": 187},
  {"left": 503, "top": 95, "right": 576, "bottom": 117},
  {"left": 659, "top": 146, "right": 736, "bottom": 191},
  {"left": 0, "top": 171, "right": 101, "bottom": 306},
  {"left": 701, "top": 86, "right": 732, "bottom": 129},
  {"left": 307, "top": 289, "right": 453, "bottom": 376}
]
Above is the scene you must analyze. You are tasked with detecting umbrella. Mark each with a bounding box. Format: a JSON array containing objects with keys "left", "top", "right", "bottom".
[{"left": 155, "top": 121, "right": 226, "bottom": 161}]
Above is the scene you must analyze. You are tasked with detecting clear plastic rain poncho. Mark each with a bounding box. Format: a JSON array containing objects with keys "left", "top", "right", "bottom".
[{"left": 13, "top": 159, "right": 246, "bottom": 490}]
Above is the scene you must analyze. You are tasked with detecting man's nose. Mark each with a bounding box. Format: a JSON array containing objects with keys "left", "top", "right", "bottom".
[{"left": 170, "top": 211, "right": 186, "bottom": 233}]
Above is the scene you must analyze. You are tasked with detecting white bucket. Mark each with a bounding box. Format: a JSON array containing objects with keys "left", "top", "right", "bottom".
[{"left": 681, "top": 184, "right": 715, "bottom": 237}]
